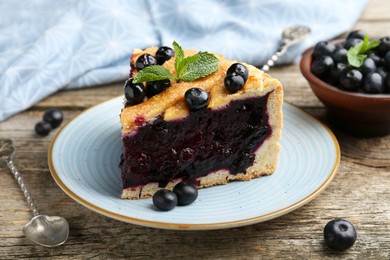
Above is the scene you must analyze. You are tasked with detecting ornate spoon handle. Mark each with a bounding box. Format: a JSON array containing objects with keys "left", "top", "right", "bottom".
[
  {"left": 7, "top": 159, "right": 40, "bottom": 216},
  {"left": 261, "top": 25, "right": 311, "bottom": 72},
  {"left": 261, "top": 44, "right": 289, "bottom": 72}
]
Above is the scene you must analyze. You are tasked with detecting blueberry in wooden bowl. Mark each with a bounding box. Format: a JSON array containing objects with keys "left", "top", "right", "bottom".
[{"left": 300, "top": 31, "right": 390, "bottom": 137}]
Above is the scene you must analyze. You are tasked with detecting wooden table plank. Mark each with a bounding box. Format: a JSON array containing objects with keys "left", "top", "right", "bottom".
[{"left": 1, "top": 0, "right": 389, "bottom": 258}]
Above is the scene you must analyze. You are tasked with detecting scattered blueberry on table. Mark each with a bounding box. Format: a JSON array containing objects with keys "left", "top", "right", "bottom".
[
  {"left": 311, "top": 30, "right": 390, "bottom": 94},
  {"left": 324, "top": 219, "right": 357, "bottom": 251},
  {"left": 35, "top": 108, "right": 63, "bottom": 136},
  {"left": 43, "top": 108, "right": 63, "bottom": 128},
  {"left": 35, "top": 121, "right": 52, "bottom": 136}
]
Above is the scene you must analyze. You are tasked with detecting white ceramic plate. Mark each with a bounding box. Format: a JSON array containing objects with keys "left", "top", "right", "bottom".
[{"left": 49, "top": 97, "right": 340, "bottom": 230}]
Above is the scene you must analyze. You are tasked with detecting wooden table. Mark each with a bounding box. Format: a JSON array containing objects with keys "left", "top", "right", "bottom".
[{"left": 1, "top": 0, "right": 389, "bottom": 258}]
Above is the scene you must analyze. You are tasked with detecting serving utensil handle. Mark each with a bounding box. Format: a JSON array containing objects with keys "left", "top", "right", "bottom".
[{"left": 7, "top": 159, "right": 40, "bottom": 217}]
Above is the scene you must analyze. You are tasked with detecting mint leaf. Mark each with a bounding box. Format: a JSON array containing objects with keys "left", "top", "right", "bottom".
[
  {"left": 132, "top": 42, "right": 220, "bottom": 84},
  {"left": 176, "top": 54, "right": 200, "bottom": 78},
  {"left": 364, "top": 39, "right": 380, "bottom": 52},
  {"left": 347, "top": 52, "right": 366, "bottom": 68},
  {"left": 359, "top": 35, "right": 369, "bottom": 53},
  {"left": 132, "top": 65, "right": 176, "bottom": 83},
  {"left": 179, "top": 52, "right": 219, "bottom": 82},
  {"left": 173, "top": 41, "right": 184, "bottom": 73},
  {"left": 347, "top": 34, "right": 381, "bottom": 68}
]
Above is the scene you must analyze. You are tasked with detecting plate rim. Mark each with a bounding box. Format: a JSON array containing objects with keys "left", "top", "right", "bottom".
[{"left": 48, "top": 96, "right": 340, "bottom": 230}]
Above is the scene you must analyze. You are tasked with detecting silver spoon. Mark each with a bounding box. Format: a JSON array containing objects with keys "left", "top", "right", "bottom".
[
  {"left": 0, "top": 139, "right": 69, "bottom": 247},
  {"left": 261, "top": 25, "right": 311, "bottom": 71}
]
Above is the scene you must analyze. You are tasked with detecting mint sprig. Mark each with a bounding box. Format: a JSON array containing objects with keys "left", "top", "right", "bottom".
[
  {"left": 132, "top": 65, "right": 176, "bottom": 83},
  {"left": 347, "top": 35, "right": 380, "bottom": 68},
  {"left": 132, "top": 42, "right": 219, "bottom": 84}
]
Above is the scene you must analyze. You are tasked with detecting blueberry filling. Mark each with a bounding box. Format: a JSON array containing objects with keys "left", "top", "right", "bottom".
[{"left": 120, "top": 93, "right": 272, "bottom": 189}]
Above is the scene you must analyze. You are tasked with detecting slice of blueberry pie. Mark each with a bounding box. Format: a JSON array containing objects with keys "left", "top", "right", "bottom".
[{"left": 120, "top": 43, "right": 283, "bottom": 199}]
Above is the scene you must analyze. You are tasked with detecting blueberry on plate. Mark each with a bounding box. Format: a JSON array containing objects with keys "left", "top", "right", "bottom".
[
  {"left": 173, "top": 182, "right": 198, "bottom": 206},
  {"left": 135, "top": 54, "right": 157, "bottom": 70},
  {"left": 377, "top": 36, "right": 390, "bottom": 56},
  {"left": 360, "top": 57, "right": 377, "bottom": 75},
  {"left": 331, "top": 48, "right": 348, "bottom": 63},
  {"left": 152, "top": 189, "right": 178, "bottom": 211},
  {"left": 346, "top": 29, "right": 366, "bottom": 40},
  {"left": 43, "top": 108, "right": 63, "bottom": 128},
  {"left": 224, "top": 73, "right": 245, "bottom": 93},
  {"left": 145, "top": 79, "right": 171, "bottom": 97},
  {"left": 312, "top": 41, "right": 336, "bottom": 59},
  {"left": 311, "top": 55, "right": 334, "bottom": 78},
  {"left": 363, "top": 72, "right": 384, "bottom": 94},
  {"left": 35, "top": 121, "right": 52, "bottom": 136},
  {"left": 340, "top": 69, "right": 363, "bottom": 91},
  {"left": 124, "top": 79, "right": 145, "bottom": 105},
  {"left": 184, "top": 88, "right": 210, "bottom": 111},
  {"left": 344, "top": 38, "right": 363, "bottom": 50},
  {"left": 324, "top": 219, "right": 357, "bottom": 251},
  {"left": 156, "top": 46, "right": 175, "bottom": 65},
  {"left": 227, "top": 63, "right": 249, "bottom": 81}
]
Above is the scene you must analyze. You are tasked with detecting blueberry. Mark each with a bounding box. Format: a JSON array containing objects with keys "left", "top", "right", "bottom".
[
  {"left": 156, "top": 46, "right": 175, "bottom": 65},
  {"left": 340, "top": 69, "right": 363, "bottom": 91},
  {"left": 152, "top": 189, "right": 178, "bottom": 211},
  {"left": 344, "top": 38, "right": 363, "bottom": 50},
  {"left": 384, "top": 51, "right": 390, "bottom": 71},
  {"left": 376, "top": 67, "right": 388, "bottom": 79},
  {"left": 224, "top": 73, "right": 245, "bottom": 93},
  {"left": 173, "top": 182, "right": 198, "bottom": 206},
  {"left": 35, "top": 121, "right": 52, "bottom": 136},
  {"left": 347, "top": 29, "right": 366, "bottom": 40},
  {"left": 363, "top": 72, "right": 384, "bottom": 94},
  {"left": 377, "top": 36, "right": 390, "bottom": 56},
  {"left": 360, "top": 57, "right": 376, "bottom": 75},
  {"left": 385, "top": 74, "right": 390, "bottom": 93},
  {"left": 311, "top": 55, "right": 334, "bottom": 78},
  {"left": 324, "top": 219, "right": 357, "bottom": 251},
  {"left": 124, "top": 79, "right": 145, "bottom": 105},
  {"left": 135, "top": 54, "right": 157, "bottom": 70},
  {"left": 145, "top": 79, "right": 170, "bottom": 97},
  {"left": 330, "top": 63, "right": 347, "bottom": 83},
  {"left": 312, "top": 41, "right": 337, "bottom": 59},
  {"left": 331, "top": 48, "right": 348, "bottom": 63},
  {"left": 184, "top": 88, "right": 209, "bottom": 111},
  {"left": 227, "top": 63, "right": 249, "bottom": 81},
  {"left": 368, "top": 52, "right": 383, "bottom": 66},
  {"left": 43, "top": 108, "right": 63, "bottom": 128}
]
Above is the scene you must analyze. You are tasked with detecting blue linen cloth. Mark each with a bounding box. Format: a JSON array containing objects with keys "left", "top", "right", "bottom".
[{"left": 0, "top": 0, "right": 368, "bottom": 122}]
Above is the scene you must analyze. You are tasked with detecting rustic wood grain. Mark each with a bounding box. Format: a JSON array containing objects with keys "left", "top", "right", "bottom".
[{"left": 1, "top": 0, "right": 390, "bottom": 259}]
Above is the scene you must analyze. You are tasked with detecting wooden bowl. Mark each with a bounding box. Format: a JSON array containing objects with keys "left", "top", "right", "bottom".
[{"left": 300, "top": 44, "right": 390, "bottom": 137}]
